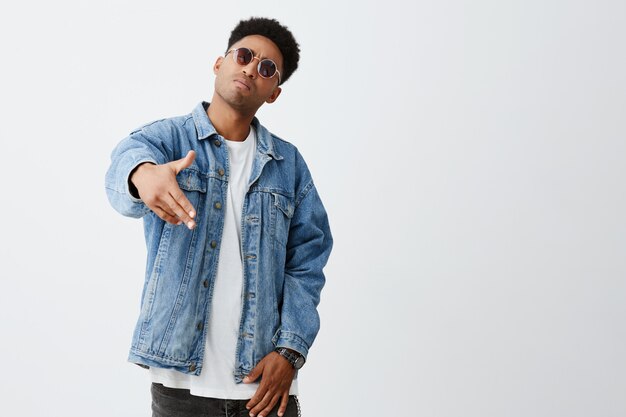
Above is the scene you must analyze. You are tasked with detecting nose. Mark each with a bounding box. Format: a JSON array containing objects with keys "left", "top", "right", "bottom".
[{"left": 242, "top": 57, "right": 260, "bottom": 79}]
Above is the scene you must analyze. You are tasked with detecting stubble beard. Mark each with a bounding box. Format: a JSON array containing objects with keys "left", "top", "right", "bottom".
[{"left": 215, "top": 80, "right": 260, "bottom": 115}]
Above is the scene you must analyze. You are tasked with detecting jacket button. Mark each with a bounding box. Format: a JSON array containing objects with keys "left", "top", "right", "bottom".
[
  {"left": 197, "top": 322, "right": 203, "bottom": 331},
  {"left": 203, "top": 279, "right": 208, "bottom": 288},
  {"left": 214, "top": 202, "right": 222, "bottom": 209},
  {"left": 189, "top": 363, "right": 197, "bottom": 372},
  {"left": 218, "top": 168, "right": 225, "bottom": 176},
  {"left": 213, "top": 139, "right": 221, "bottom": 147},
  {"left": 210, "top": 240, "right": 217, "bottom": 249}
]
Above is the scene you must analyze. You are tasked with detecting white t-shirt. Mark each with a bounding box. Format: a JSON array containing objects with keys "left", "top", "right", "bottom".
[{"left": 150, "top": 126, "right": 298, "bottom": 399}]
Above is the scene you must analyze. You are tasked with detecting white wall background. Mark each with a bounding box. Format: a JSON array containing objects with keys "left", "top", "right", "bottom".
[{"left": 1, "top": 1, "right": 624, "bottom": 416}]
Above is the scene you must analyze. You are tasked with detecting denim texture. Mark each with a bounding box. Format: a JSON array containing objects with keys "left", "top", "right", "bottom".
[
  {"left": 151, "top": 383, "right": 300, "bottom": 417},
  {"left": 105, "top": 102, "right": 333, "bottom": 382}
]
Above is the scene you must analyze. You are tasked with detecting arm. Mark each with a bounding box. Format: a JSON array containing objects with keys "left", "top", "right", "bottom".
[
  {"left": 275, "top": 182, "right": 333, "bottom": 356},
  {"left": 105, "top": 129, "right": 197, "bottom": 227}
]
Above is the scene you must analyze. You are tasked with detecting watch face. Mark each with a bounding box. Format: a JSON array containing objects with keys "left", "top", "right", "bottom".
[{"left": 294, "top": 356, "right": 305, "bottom": 369}]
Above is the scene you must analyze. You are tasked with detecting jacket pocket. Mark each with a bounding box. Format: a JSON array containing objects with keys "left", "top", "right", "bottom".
[
  {"left": 171, "top": 168, "right": 208, "bottom": 219},
  {"left": 272, "top": 192, "right": 294, "bottom": 245}
]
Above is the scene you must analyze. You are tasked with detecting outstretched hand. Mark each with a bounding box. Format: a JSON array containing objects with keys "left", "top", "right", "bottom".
[
  {"left": 244, "top": 351, "right": 295, "bottom": 417},
  {"left": 130, "top": 150, "right": 197, "bottom": 229}
]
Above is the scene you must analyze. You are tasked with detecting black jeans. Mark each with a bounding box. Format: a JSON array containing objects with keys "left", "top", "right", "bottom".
[{"left": 151, "top": 383, "right": 301, "bottom": 417}]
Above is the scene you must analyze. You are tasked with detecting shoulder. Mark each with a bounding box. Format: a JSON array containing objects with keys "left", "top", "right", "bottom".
[
  {"left": 271, "top": 132, "right": 297, "bottom": 157},
  {"left": 129, "top": 113, "right": 194, "bottom": 138},
  {"left": 259, "top": 127, "right": 305, "bottom": 165},
  {"left": 263, "top": 129, "right": 317, "bottom": 202}
]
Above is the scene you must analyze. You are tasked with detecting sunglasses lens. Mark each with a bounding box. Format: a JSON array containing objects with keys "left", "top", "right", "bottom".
[
  {"left": 234, "top": 48, "right": 252, "bottom": 65},
  {"left": 258, "top": 60, "right": 277, "bottom": 78}
]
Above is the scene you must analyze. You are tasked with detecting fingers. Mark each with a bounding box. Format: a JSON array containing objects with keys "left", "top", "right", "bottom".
[
  {"left": 250, "top": 392, "right": 279, "bottom": 417},
  {"left": 171, "top": 150, "right": 196, "bottom": 174},
  {"left": 245, "top": 363, "right": 266, "bottom": 413},
  {"left": 143, "top": 189, "right": 195, "bottom": 228},
  {"left": 153, "top": 206, "right": 181, "bottom": 225},
  {"left": 277, "top": 393, "right": 289, "bottom": 417},
  {"left": 132, "top": 153, "right": 198, "bottom": 229},
  {"left": 245, "top": 352, "right": 294, "bottom": 417},
  {"left": 165, "top": 151, "right": 196, "bottom": 228},
  {"left": 244, "top": 359, "right": 264, "bottom": 384},
  {"left": 166, "top": 190, "right": 196, "bottom": 229}
]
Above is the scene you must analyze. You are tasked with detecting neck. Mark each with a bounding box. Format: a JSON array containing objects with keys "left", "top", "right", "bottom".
[{"left": 207, "top": 94, "right": 256, "bottom": 141}]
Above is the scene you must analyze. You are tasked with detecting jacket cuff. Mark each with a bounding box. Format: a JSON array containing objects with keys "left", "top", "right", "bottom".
[{"left": 272, "top": 329, "right": 310, "bottom": 359}]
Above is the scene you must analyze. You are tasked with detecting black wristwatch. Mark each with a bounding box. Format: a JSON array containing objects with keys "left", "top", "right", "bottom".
[{"left": 275, "top": 347, "right": 306, "bottom": 370}]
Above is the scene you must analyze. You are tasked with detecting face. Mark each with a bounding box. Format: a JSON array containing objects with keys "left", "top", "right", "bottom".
[{"left": 212, "top": 35, "right": 283, "bottom": 114}]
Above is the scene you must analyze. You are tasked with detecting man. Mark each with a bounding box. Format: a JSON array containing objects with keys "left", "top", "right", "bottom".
[{"left": 105, "top": 17, "right": 333, "bottom": 417}]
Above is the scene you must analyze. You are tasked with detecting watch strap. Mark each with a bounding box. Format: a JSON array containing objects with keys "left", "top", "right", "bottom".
[{"left": 275, "top": 347, "right": 305, "bottom": 369}]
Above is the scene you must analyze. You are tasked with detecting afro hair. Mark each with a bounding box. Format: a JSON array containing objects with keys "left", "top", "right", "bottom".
[{"left": 227, "top": 17, "right": 300, "bottom": 85}]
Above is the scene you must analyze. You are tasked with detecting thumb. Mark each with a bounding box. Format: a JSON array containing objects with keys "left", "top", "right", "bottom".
[
  {"left": 243, "top": 360, "right": 265, "bottom": 383},
  {"left": 171, "top": 150, "right": 196, "bottom": 174}
]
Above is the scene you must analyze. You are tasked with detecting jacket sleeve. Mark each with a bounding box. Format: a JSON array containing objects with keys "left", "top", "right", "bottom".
[
  {"left": 104, "top": 126, "right": 174, "bottom": 218},
  {"left": 274, "top": 179, "right": 333, "bottom": 359}
]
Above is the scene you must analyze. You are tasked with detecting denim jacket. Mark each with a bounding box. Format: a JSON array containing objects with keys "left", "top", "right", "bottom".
[{"left": 105, "top": 102, "right": 333, "bottom": 382}]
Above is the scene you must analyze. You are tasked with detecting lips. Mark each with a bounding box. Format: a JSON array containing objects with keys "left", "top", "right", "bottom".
[{"left": 234, "top": 78, "right": 251, "bottom": 90}]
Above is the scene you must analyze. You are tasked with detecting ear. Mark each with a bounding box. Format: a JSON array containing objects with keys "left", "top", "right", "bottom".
[
  {"left": 265, "top": 86, "right": 282, "bottom": 104},
  {"left": 213, "top": 56, "right": 224, "bottom": 75}
]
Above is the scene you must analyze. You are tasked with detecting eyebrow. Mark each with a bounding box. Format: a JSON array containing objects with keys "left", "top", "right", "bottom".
[{"left": 244, "top": 47, "right": 273, "bottom": 62}]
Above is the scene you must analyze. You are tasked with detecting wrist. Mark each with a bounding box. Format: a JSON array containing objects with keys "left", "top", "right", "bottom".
[
  {"left": 130, "top": 162, "right": 155, "bottom": 183},
  {"left": 129, "top": 162, "right": 155, "bottom": 198},
  {"left": 275, "top": 347, "right": 305, "bottom": 370}
]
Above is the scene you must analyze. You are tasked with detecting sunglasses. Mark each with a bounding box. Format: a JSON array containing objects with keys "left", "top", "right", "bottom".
[{"left": 226, "top": 47, "right": 282, "bottom": 84}]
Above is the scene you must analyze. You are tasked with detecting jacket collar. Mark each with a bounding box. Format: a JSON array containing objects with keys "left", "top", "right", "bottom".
[{"left": 192, "top": 102, "right": 283, "bottom": 161}]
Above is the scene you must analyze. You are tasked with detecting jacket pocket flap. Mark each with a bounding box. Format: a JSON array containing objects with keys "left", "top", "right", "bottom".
[
  {"left": 176, "top": 168, "right": 207, "bottom": 193},
  {"left": 272, "top": 193, "right": 294, "bottom": 218}
]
